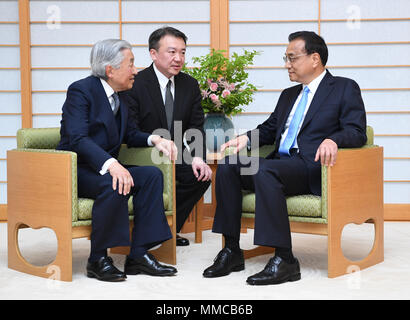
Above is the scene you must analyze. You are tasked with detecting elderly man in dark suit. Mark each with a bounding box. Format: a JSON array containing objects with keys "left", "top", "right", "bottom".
[
  {"left": 125, "top": 27, "right": 212, "bottom": 246},
  {"left": 203, "top": 31, "right": 367, "bottom": 285},
  {"left": 57, "top": 39, "right": 178, "bottom": 282}
]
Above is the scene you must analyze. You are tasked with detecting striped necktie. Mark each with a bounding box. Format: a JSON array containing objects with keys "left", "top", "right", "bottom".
[
  {"left": 164, "top": 80, "right": 174, "bottom": 130},
  {"left": 111, "top": 92, "right": 120, "bottom": 115}
]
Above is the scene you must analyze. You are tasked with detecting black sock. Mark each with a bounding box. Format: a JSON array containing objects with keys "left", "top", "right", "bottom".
[
  {"left": 275, "top": 246, "right": 295, "bottom": 264},
  {"left": 129, "top": 240, "right": 163, "bottom": 259},
  {"left": 224, "top": 234, "right": 241, "bottom": 253},
  {"left": 88, "top": 249, "right": 107, "bottom": 262},
  {"left": 128, "top": 246, "right": 147, "bottom": 259}
]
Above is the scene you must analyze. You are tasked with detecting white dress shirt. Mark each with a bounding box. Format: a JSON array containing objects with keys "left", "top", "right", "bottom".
[
  {"left": 279, "top": 70, "right": 327, "bottom": 151},
  {"left": 153, "top": 63, "right": 175, "bottom": 105},
  {"left": 152, "top": 63, "right": 191, "bottom": 151}
]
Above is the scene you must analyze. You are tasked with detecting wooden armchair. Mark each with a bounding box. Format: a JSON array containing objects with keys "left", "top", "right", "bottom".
[
  {"left": 228, "top": 126, "right": 384, "bottom": 278},
  {"left": 7, "top": 127, "right": 176, "bottom": 281}
]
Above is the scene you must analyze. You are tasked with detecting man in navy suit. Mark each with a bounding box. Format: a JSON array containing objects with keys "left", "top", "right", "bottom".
[
  {"left": 57, "top": 39, "right": 179, "bottom": 282},
  {"left": 203, "top": 31, "right": 367, "bottom": 285}
]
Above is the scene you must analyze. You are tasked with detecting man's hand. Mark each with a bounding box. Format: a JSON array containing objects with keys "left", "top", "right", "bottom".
[
  {"left": 151, "top": 135, "right": 178, "bottom": 161},
  {"left": 192, "top": 157, "right": 212, "bottom": 182},
  {"left": 220, "top": 135, "right": 249, "bottom": 154},
  {"left": 314, "top": 138, "right": 338, "bottom": 166},
  {"left": 108, "top": 161, "right": 134, "bottom": 195}
]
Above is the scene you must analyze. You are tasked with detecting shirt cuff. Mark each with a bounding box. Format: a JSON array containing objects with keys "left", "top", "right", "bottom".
[
  {"left": 147, "top": 135, "right": 155, "bottom": 147},
  {"left": 99, "top": 158, "right": 118, "bottom": 175}
]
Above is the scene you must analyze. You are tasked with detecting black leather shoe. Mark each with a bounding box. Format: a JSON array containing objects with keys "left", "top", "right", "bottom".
[
  {"left": 86, "top": 256, "right": 127, "bottom": 282},
  {"left": 203, "top": 247, "right": 244, "bottom": 278},
  {"left": 176, "top": 235, "right": 190, "bottom": 246},
  {"left": 246, "top": 256, "right": 301, "bottom": 285},
  {"left": 124, "top": 253, "right": 177, "bottom": 276}
]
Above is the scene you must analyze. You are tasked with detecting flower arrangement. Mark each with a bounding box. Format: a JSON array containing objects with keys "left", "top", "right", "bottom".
[{"left": 183, "top": 49, "right": 260, "bottom": 116}]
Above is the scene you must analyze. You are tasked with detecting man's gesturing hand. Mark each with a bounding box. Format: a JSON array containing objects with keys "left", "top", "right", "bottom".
[
  {"left": 192, "top": 157, "right": 212, "bottom": 182},
  {"left": 151, "top": 135, "right": 178, "bottom": 161},
  {"left": 220, "top": 135, "right": 249, "bottom": 154}
]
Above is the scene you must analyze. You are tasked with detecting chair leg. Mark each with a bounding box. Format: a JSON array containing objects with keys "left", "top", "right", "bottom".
[
  {"left": 327, "top": 147, "right": 384, "bottom": 278},
  {"left": 150, "top": 236, "right": 176, "bottom": 265},
  {"left": 8, "top": 221, "right": 73, "bottom": 282},
  {"left": 327, "top": 217, "right": 384, "bottom": 278},
  {"left": 195, "top": 200, "right": 203, "bottom": 243}
]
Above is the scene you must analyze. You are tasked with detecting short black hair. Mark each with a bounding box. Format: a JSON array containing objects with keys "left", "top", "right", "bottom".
[
  {"left": 288, "top": 31, "right": 328, "bottom": 66},
  {"left": 148, "top": 26, "right": 187, "bottom": 51}
]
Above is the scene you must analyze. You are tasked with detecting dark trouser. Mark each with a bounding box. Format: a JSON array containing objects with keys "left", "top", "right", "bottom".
[
  {"left": 212, "top": 154, "right": 312, "bottom": 249},
  {"left": 78, "top": 165, "right": 172, "bottom": 260},
  {"left": 175, "top": 162, "right": 211, "bottom": 233}
]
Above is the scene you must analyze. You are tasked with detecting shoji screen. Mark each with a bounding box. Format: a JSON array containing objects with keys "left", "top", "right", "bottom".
[
  {"left": 29, "top": 0, "right": 210, "bottom": 128},
  {"left": 0, "top": 0, "right": 211, "bottom": 220},
  {"left": 0, "top": 1, "right": 20, "bottom": 216},
  {"left": 229, "top": 0, "right": 410, "bottom": 215}
]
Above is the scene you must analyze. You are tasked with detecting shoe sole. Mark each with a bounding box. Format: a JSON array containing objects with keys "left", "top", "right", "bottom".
[
  {"left": 203, "top": 263, "right": 245, "bottom": 278},
  {"left": 124, "top": 268, "right": 177, "bottom": 277},
  {"left": 86, "top": 271, "right": 127, "bottom": 282},
  {"left": 246, "top": 273, "right": 301, "bottom": 286}
]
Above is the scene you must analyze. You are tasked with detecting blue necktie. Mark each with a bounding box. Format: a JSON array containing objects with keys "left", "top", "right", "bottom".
[{"left": 279, "top": 86, "right": 310, "bottom": 156}]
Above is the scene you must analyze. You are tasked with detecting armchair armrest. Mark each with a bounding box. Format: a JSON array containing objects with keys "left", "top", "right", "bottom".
[
  {"left": 118, "top": 145, "right": 174, "bottom": 214},
  {"left": 323, "top": 146, "right": 383, "bottom": 222},
  {"left": 7, "top": 148, "right": 78, "bottom": 227}
]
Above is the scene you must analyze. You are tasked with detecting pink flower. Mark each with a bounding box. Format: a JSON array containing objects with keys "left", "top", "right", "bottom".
[
  {"left": 201, "top": 89, "right": 209, "bottom": 99},
  {"left": 209, "top": 93, "right": 218, "bottom": 102},
  {"left": 228, "top": 83, "right": 236, "bottom": 91},
  {"left": 222, "top": 89, "right": 231, "bottom": 98},
  {"left": 209, "top": 93, "right": 221, "bottom": 107},
  {"left": 209, "top": 82, "right": 218, "bottom": 92}
]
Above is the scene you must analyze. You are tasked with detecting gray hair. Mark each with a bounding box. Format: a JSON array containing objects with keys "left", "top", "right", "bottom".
[{"left": 90, "top": 39, "right": 132, "bottom": 80}]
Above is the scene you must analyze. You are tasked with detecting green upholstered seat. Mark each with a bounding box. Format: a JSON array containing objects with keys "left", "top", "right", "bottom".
[
  {"left": 242, "top": 191, "right": 322, "bottom": 217},
  {"left": 16, "top": 127, "right": 174, "bottom": 227},
  {"left": 76, "top": 194, "right": 170, "bottom": 221}
]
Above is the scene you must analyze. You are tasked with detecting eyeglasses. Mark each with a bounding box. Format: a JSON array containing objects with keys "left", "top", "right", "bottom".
[{"left": 282, "top": 54, "right": 308, "bottom": 64}]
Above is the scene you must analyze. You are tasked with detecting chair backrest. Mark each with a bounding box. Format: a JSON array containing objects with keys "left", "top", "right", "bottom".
[
  {"left": 17, "top": 127, "right": 60, "bottom": 149},
  {"left": 365, "top": 126, "right": 374, "bottom": 145}
]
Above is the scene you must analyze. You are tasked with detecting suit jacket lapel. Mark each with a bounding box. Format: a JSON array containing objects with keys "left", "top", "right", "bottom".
[
  {"left": 118, "top": 94, "right": 128, "bottom": 141},
  {"left": 145, "top": 64, "right": 168, "bottom": 129},
  {"left": 299, "top": 70, "right": 335, "bottom": 132},
  {"left": 93, "top": 77, "right": 120, "bottom": 146}
]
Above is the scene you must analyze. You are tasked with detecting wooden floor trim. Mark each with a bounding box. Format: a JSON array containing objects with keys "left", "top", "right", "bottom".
[{"left": 384, "top": 204, "right": 410, "bottom": 221}]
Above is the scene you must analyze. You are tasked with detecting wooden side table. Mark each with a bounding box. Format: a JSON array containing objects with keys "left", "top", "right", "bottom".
[{"left": 179, "top": 152, "right": 223, "bottom": 242}]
